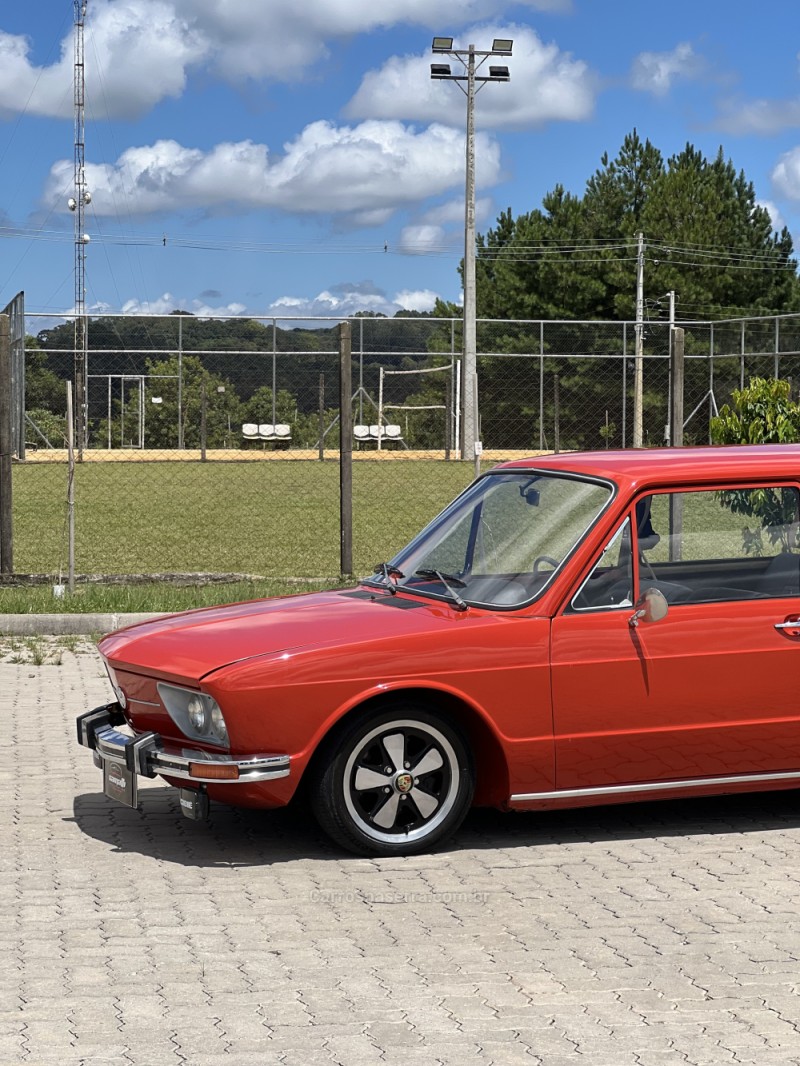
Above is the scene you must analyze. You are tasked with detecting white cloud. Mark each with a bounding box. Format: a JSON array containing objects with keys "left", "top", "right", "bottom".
[
  {"left": 43, "top": 122, "right": 502, "bottom": 221},
  {"left": 715, "top": 98, "right": 800, "bottom": 136},
  {"left": 173, "top": 0, "right": 571, "bottom": 83},
  {"left": 398, "top": 197, "right": 496, "bottom": 254},
  {"left": 772, "top": 147, "right": 800, "bottom": 202},
  {"left": 0, "top": 0, "right": 571, "bottom": 119},
  {"left": 630, "top": 42, "right": 704, "bottom": 97},
  {"left": 263, "top": 282, "right": 442, "bottom": 318},
  {"left": 399, "top": 225, "right": 448, "bottom": 253},
  {"left": 757, "top": 199, "right": 786, "bottom": 232},
  {"left": 346, "top": 24, "right": 596, "bottom": 129},
  {"left": 119, "top": 292, "right": 247, "bottom": 316},
  {"left": 393, "top": 289, "right": 440, "bottom": 312},
  {"left": 0, "top": 1, "right": 207, "bottom": 121},
  {"left": 418, "top": 196, "right": 493, "bottom": 226}
]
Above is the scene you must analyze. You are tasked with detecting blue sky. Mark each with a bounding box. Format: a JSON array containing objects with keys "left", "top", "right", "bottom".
[{"left": 2, "top": 0, "right": 800, "bottom": 322}]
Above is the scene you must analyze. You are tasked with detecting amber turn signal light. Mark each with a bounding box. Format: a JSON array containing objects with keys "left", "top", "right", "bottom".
[{"left": 189, "top": 763, "right": 239, "bottom": 780}]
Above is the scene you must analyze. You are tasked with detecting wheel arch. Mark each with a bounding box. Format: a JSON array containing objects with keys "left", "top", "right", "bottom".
[{"left": 301, "top": 685, "right": 509, "bottom": 808}]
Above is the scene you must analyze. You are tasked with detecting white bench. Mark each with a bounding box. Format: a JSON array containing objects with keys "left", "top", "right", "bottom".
[
  {"left": 243, "top": 423, "right": 292, "bottom": 443},
  {"left": 354, "top": 423, "right": 403, "bottom": 444}
]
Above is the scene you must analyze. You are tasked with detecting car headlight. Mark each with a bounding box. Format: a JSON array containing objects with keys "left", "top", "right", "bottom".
[
  {"left": 157, "top": 683, "right": 230, "bottom": 749},
  {"left": 187, "top": 695, "right": 208, "bottom": 732}
]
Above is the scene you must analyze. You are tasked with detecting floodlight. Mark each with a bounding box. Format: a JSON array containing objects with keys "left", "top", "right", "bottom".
[
  {"left": 431, "top": 63, "right": 452, "bottom": 78},
  {"left": 488, "top": 66, "right": 510, "bottom": 80},
  {"left": 492, "top": 39, "right": 513, "bottom": 54},
  {"left": 432, "top": 37, "right": 454, "bottom": 52}
]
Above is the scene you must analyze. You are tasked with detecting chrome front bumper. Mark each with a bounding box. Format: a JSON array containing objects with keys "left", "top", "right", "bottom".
[{"left": 77, "top": 703, "right": 291, "bottom": 786}]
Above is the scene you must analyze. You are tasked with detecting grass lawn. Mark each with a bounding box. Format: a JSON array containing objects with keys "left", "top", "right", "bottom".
[{"left": 9, "top": 458, "right": 477, "bottom": 581}]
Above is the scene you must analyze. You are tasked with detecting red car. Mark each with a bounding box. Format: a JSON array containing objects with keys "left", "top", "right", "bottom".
[{"left": 78, "top": 445, "right": 800, "bottom": 856}]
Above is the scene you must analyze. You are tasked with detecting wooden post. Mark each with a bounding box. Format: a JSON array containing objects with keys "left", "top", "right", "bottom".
[
  {"left": 339, "top": 322, "right": 353, "bottom": 579},
  {"left": 200, "top": 380, "right": 207, "bottom": 462},
  {"left": 318, "top": 373, "right": 325, "bottom": 462},
  {"left": 0, "top": 314, "right": 12, "bottom": 575}
]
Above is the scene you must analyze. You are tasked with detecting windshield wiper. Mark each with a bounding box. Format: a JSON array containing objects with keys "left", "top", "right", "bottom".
[
  {"left": 370, "top": 561, "right": 405, "bottom": 594},
  {"left": 414, "top": 569, "right": 469, "bottom": 611}
]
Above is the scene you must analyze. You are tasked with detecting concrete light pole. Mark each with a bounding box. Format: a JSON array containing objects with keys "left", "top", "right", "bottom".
[
  {"left": 632, "top": 231, "right": 645, "bottom": 447},
  {"left": 431, "top": 37, "right": 511, "bottom": 461}
]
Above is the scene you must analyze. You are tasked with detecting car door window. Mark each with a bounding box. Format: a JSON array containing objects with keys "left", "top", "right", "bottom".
[
  {"left": 571, "top": 517, "right": 634, "bottom": 610},
  {"left": 635, "top": 485, "right": 800, "bottom": 604}
]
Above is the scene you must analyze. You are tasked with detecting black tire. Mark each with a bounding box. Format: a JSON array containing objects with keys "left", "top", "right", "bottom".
[{"left": 310, "top": 703, "right": 474, "bottom": 856}]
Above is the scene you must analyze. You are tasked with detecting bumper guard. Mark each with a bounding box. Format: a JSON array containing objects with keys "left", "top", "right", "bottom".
[{"left": 77, "top": 703, "right": 291, "bottom": 785}]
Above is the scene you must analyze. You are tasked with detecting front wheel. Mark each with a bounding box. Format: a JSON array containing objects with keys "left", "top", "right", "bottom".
[{"left": 310, "top": 705, "right": 474, "bottom": 856}]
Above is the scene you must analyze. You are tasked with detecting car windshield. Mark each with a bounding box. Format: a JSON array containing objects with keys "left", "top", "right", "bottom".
[{"left": 367, "top": 470, "right": 612, "bottom": 609}]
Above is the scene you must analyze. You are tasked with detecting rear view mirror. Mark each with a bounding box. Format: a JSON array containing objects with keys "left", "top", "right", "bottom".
[{"left": 629, "top": 587, "right": 668, "bottom": 628}]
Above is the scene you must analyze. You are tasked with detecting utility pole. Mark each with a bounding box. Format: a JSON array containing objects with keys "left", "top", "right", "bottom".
[
  {"left": 71, "top": 1, "right": 91, "bottom": 458},
  {"left": 632, "top": 232, "right": 645, "bottom": 447},
  {"left": 431, "top": 36, "right": 511, "bottom": 461},
  {"left": 463, "top": 43, "right": 477, "bottom": 463}
]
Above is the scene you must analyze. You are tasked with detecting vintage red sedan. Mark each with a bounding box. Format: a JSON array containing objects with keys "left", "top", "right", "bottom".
[{"left": 78, "top": 445, "right": 800, "bottom": 855}]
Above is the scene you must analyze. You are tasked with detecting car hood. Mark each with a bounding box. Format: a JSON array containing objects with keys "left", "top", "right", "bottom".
[{"left": 99, "top": 587, "right": 465, "bottom": 683}]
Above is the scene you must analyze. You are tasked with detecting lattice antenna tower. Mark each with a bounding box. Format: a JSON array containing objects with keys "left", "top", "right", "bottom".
[{"left": 70, "top": 0, "right": 91, "bottom": 455}]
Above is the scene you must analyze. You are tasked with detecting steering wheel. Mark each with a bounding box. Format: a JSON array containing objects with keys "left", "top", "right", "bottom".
[{"left": 532, "top": 555, "right": 559, "bottom": 576}]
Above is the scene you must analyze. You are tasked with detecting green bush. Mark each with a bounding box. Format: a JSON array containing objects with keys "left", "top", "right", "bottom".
[
  {"left": 710, "top": 377, "right": 800, "bottom": 553},
  {"left": 710, "top": 377, "right": 800, "bottom": 446}
]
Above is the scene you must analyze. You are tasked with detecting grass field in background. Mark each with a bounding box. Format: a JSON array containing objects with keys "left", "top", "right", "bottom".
[
  {"left": 0, "top": 578, "right": 340, "bottom": 615},
  {"left": 10, "top": 459, "right": 477, "bottom": 580}
]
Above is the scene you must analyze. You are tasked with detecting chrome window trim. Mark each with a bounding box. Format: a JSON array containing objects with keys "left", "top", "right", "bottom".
[{"left": 380, "top": 468, "right": 618, "bottom": 612}]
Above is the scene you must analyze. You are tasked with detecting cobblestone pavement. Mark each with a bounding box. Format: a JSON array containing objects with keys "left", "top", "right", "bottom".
[{"left": 3, "top": 646, "right": 800, "bottom": 1066}]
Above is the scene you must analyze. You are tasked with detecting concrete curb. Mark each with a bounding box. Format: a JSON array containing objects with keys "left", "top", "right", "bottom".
[{"left": 0, "top": 613, "right": 163, "bottom": 636}]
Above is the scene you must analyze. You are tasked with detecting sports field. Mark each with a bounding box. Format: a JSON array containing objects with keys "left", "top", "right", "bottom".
[{"left": 11, "top": 457, "right": 483, "bottom": 578}]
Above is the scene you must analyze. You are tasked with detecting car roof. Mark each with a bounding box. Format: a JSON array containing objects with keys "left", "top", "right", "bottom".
[{"left": 496, "top": 444, "right": 800, "bottom": 493}]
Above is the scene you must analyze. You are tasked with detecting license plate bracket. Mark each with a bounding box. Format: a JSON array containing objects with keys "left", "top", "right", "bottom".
[{"left": 103, "top": 758, "right": 138, "bottom": 808}]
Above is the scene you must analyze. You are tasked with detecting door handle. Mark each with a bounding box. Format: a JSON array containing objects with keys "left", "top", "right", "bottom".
[{"left": 775, "top": 619, "right": 800, "bottom": 631}]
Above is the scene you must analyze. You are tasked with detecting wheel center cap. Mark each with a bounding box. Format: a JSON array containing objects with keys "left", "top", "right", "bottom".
[{"left": 394, "top": 772, "right": 413, "bottom": 793}]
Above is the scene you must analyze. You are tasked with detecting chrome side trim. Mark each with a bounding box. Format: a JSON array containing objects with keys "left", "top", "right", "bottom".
[{"left": 510, "top": 768, "right": 800, "bottom": 804}]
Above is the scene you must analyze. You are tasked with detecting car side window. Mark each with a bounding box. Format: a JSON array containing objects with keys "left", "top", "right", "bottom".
[
  {"left": 571, "top": 517, "right": 634, "bottom": 611},
  {"left": 635, "top": 486, "right": 800, "bottom": 604}
]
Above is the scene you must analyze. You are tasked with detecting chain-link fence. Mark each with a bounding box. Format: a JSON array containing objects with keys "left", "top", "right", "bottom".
[{"left": 8, "top": 310, "right": 800, "bottom": 583}]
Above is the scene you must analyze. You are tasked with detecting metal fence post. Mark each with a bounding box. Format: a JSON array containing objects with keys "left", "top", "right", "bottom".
[
  {"left": 0, "top": 314, "right": 12, "bottom": 575},
  {"left": 339, "top": 321, "right": 353, "bottom": 579}
]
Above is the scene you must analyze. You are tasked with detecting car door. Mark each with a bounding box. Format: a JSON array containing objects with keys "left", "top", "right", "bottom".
[{"left": 550, "top": 483, "right": 800, "bottom": 791}]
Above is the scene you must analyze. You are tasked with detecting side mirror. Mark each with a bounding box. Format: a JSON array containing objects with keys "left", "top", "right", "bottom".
[{"left": 629, "top": 587, "right": 668, "bottom": 628}]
